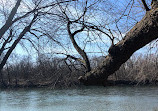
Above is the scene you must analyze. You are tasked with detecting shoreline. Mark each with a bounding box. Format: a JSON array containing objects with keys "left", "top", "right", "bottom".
[{"left": 1, "top": 79, "right": 158, "bottom": 89}]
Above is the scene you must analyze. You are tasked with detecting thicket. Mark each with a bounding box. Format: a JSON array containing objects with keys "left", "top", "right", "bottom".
[
  {"left": 111, "top": 54, "right": 158, "bottom": 85},
  {"left": 0, "top": 53, "right": 158, "bottom": 88}
]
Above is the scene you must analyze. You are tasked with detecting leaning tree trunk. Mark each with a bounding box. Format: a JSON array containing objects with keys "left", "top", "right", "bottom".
[{"left": 79, "top": 7, "right": 158, "bottom": 85}]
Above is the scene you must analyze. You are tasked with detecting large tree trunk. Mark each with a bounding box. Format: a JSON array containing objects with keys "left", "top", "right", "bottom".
[{"left": 79, "top": 7, "right": 158, "bottom": 85}]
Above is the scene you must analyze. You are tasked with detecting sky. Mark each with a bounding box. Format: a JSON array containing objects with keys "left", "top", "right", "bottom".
[{"left": 1, "top": 0, "right": 158, "bottom": 63}]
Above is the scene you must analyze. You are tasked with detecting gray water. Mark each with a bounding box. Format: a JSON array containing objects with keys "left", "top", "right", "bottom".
[{"left": 0, "top": 86, "right": 158, "bottom": 111}]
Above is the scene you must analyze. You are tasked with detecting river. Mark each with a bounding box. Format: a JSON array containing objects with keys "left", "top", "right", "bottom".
[{"left": 0, "top": 86, "right": 158, "bottom": 111}]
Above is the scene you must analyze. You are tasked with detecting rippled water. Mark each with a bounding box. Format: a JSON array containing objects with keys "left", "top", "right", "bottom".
[{"left": 0, "top": 86, "right": 158, "bottom": 111}]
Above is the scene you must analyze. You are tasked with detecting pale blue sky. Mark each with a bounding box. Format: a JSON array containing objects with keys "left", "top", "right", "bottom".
[{"left": 1, "top": 0, "right": 157, "bottom": 63}]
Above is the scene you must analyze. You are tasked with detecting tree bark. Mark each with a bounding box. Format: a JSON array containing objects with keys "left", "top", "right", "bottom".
[{"left": 79, "top": 7, "right": 158, "bottom": 85}]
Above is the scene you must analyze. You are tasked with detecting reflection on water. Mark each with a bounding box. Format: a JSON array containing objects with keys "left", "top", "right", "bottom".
[{"left": 0, "top": 86, "right": 158, "bottom": 111}]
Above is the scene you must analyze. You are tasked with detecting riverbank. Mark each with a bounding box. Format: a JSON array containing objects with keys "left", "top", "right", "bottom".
[
  {"left": 1, "top": 79, "right": 158, "bottom": 89},
  {"left": 1, "top": 54, "right": 158, "bottom": 89}
]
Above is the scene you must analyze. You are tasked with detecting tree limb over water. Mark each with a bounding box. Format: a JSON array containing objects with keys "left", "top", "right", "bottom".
[{"left": 79, "top": 2, "right": 158, "bottom": 85}]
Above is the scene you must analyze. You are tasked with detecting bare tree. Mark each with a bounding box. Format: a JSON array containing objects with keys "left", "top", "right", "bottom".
[
  {"left": 0, "top": 0, "right": 78, "bottom": 70},
  {"left": 50, "top": 0, "right": 116, "bottom": 72},
  {"left": 0, "top": 0, "right": 77, "bottom": 39},
  {"left": 1, "top": 0, "right": 158, "bottom": 87},
  {"left": 0, "top": 0, "right": 78, "bottom": 86},
  {"left": 79, "top": 0, "right": 158, "bottom": 85}
]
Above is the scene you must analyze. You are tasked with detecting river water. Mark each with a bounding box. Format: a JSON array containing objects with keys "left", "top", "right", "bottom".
[{"left": 0, "top": 86, "right": 158, "bottom": 111}]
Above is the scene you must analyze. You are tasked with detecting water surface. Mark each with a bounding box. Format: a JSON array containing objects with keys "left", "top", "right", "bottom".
[{"left": 0, "top": 86, "right": 158, "bottom": 111}]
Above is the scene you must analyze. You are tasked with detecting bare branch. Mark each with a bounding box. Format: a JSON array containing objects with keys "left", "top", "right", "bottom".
[
  {"left": 0, "top": 14, "right": 38, "bottom": 70},
  {"left": 72, "top": 25, "right": 85, "bottom": 36},
  {"left": 0, "top": 0, "right": 22, "bottom": 39},
  {"left": 55, "top": 53, "right": 85, "bottom": 64},
  {"left": 141, "top": 0, "right": 150, "bottom": 11}
]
